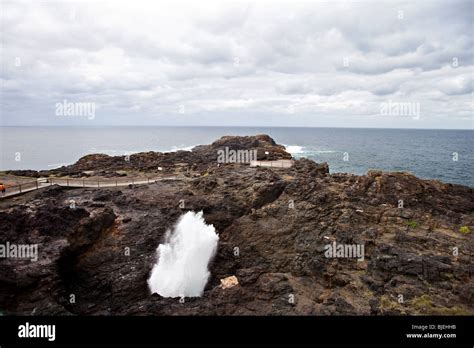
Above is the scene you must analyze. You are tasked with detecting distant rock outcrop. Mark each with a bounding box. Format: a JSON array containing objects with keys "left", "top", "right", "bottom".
[{"left": 7, "top": 134, "right": 292, "bottom": 178}]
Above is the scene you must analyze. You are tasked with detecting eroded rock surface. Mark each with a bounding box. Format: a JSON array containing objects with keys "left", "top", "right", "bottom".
[{"left": 0, "top": 135, "right": 472, "bottom": 315}]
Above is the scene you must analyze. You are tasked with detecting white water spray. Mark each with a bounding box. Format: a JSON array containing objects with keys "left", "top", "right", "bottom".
[{"left": 147, "top": 211, "right": 219, "bottom": 297}]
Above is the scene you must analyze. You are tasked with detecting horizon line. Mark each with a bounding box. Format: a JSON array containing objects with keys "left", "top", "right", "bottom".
[{"left": 0, "top": 125, "right": 472, "bottom": 131}]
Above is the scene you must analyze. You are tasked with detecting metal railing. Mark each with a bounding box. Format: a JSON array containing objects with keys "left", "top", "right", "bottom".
[
  {"left": 0, "top": 175, "right": 175, "bottom": 199},
  {"left": 1, "top": 180, "right": 39, "bottom": 195},
  {"left": 47, "top": 176, "right": 158, "bottom": 187}
]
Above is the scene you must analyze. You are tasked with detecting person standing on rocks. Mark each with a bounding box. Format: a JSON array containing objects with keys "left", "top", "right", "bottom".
[{"left": 0, "top": 183, "right": 5, "bottom": 197}]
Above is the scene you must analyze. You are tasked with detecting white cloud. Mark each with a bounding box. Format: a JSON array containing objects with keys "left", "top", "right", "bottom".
[{"left": 0, "top": 0, "right": 472, "bottom": 128}]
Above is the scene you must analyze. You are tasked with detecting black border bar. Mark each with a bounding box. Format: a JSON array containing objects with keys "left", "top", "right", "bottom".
[{"left": 0, "top": 315, "right": 472, "bottom": 346}]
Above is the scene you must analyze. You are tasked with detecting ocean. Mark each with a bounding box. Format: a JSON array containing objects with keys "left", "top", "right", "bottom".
[{"left": 1, "top": 126, "right": 472, "bottom": 187}]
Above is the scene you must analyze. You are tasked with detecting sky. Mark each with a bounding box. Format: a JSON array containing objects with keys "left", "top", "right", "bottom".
[{"left": 0, "top": 0, "right": 473, "bottom": 128}]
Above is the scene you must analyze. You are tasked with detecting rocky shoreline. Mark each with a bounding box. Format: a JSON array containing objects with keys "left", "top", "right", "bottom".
[{"left": 0, "top": 135, "right": 472, "bottom": 315}]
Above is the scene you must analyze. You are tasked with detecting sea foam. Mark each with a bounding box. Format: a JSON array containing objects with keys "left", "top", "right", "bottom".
[{"left": 285, "top": 145, "right": 305, "bottom": 154}]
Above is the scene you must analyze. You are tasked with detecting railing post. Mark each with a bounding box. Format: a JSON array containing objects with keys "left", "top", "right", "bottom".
[
  {"left": 116, "top": 180, "right": 118, "bottom": 187},
  {"left": 67, "top": 179, "right": 69, "bottom": 187},
  {"left": 19, "top": 185, "right": 22, "bottom": 193},
  {"left": 36, "top": 181, "right": 38, "bottom": 189},
  {"left": 147, "top": 177, "right": 150, "bottom": 184},
  {"left": 83, "top": 180, "right": 85, "bottom": 187},
  {"left": 98, "top": 181, "right": 100, "bottom": 188}
]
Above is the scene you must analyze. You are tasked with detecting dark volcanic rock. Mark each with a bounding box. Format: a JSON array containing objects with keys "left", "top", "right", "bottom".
[
  {"left": 41, "top": 134, "right": 292, "bottom": 178},
  {"left": 192, "top": 134, "right": 292, "bottom": 162},
  {"left": 5, "top": 170, "right": 44, "bottom": 178},
  {"left": 0, "top": 134, "right": 472, "bottom": 316}
]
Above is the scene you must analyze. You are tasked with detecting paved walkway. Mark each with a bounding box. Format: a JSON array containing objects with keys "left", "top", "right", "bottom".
[
  {"left": 249, "top": 160, "right": 294, "bottom": 168},
  {"left": 1, "top": 160, "right": 293, "bottom": 199},
  {"left": 0, "top": 176, "right": 178, "bottom": 199}
]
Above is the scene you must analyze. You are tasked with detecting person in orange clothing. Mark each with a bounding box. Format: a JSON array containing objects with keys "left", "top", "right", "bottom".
[{"left": 0, "top": 182, "right": 5, "bottom": 196}]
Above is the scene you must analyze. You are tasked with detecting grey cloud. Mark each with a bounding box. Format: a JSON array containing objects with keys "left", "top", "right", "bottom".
[{"left": 0, "top": 0, "right": 472, "bottom": 129}]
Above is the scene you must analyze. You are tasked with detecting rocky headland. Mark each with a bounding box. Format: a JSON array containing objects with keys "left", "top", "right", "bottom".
[{"left": 0, "top": 135, "right": 472, "bottom": 315}]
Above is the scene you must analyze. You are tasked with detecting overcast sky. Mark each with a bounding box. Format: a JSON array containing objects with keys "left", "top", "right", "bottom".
[{"left": 1, "top": 0, "right": 473, "bottom": 128}]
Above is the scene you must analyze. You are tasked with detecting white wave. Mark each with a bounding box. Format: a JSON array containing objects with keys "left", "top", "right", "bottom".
[
  {"left": 312, "top": 150, "right": 338, "bottom": 154},
  {"left": 284, "top": 145, "right": 305, "bottom": 154},
  {"left": 47, "top": 162, "right": 70, "bottom": 168},
  {"left": 88, "top": 149, "right": 141, "bottom": 156},
  {"left": 167, "top": 145, "right": 196, "bottom": 152},
  {"left": 147, "top": 211, "right": 219, "bottom": 298},
  {"left": 284, "top": 145, "right": 340, "bottom": 156}
]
